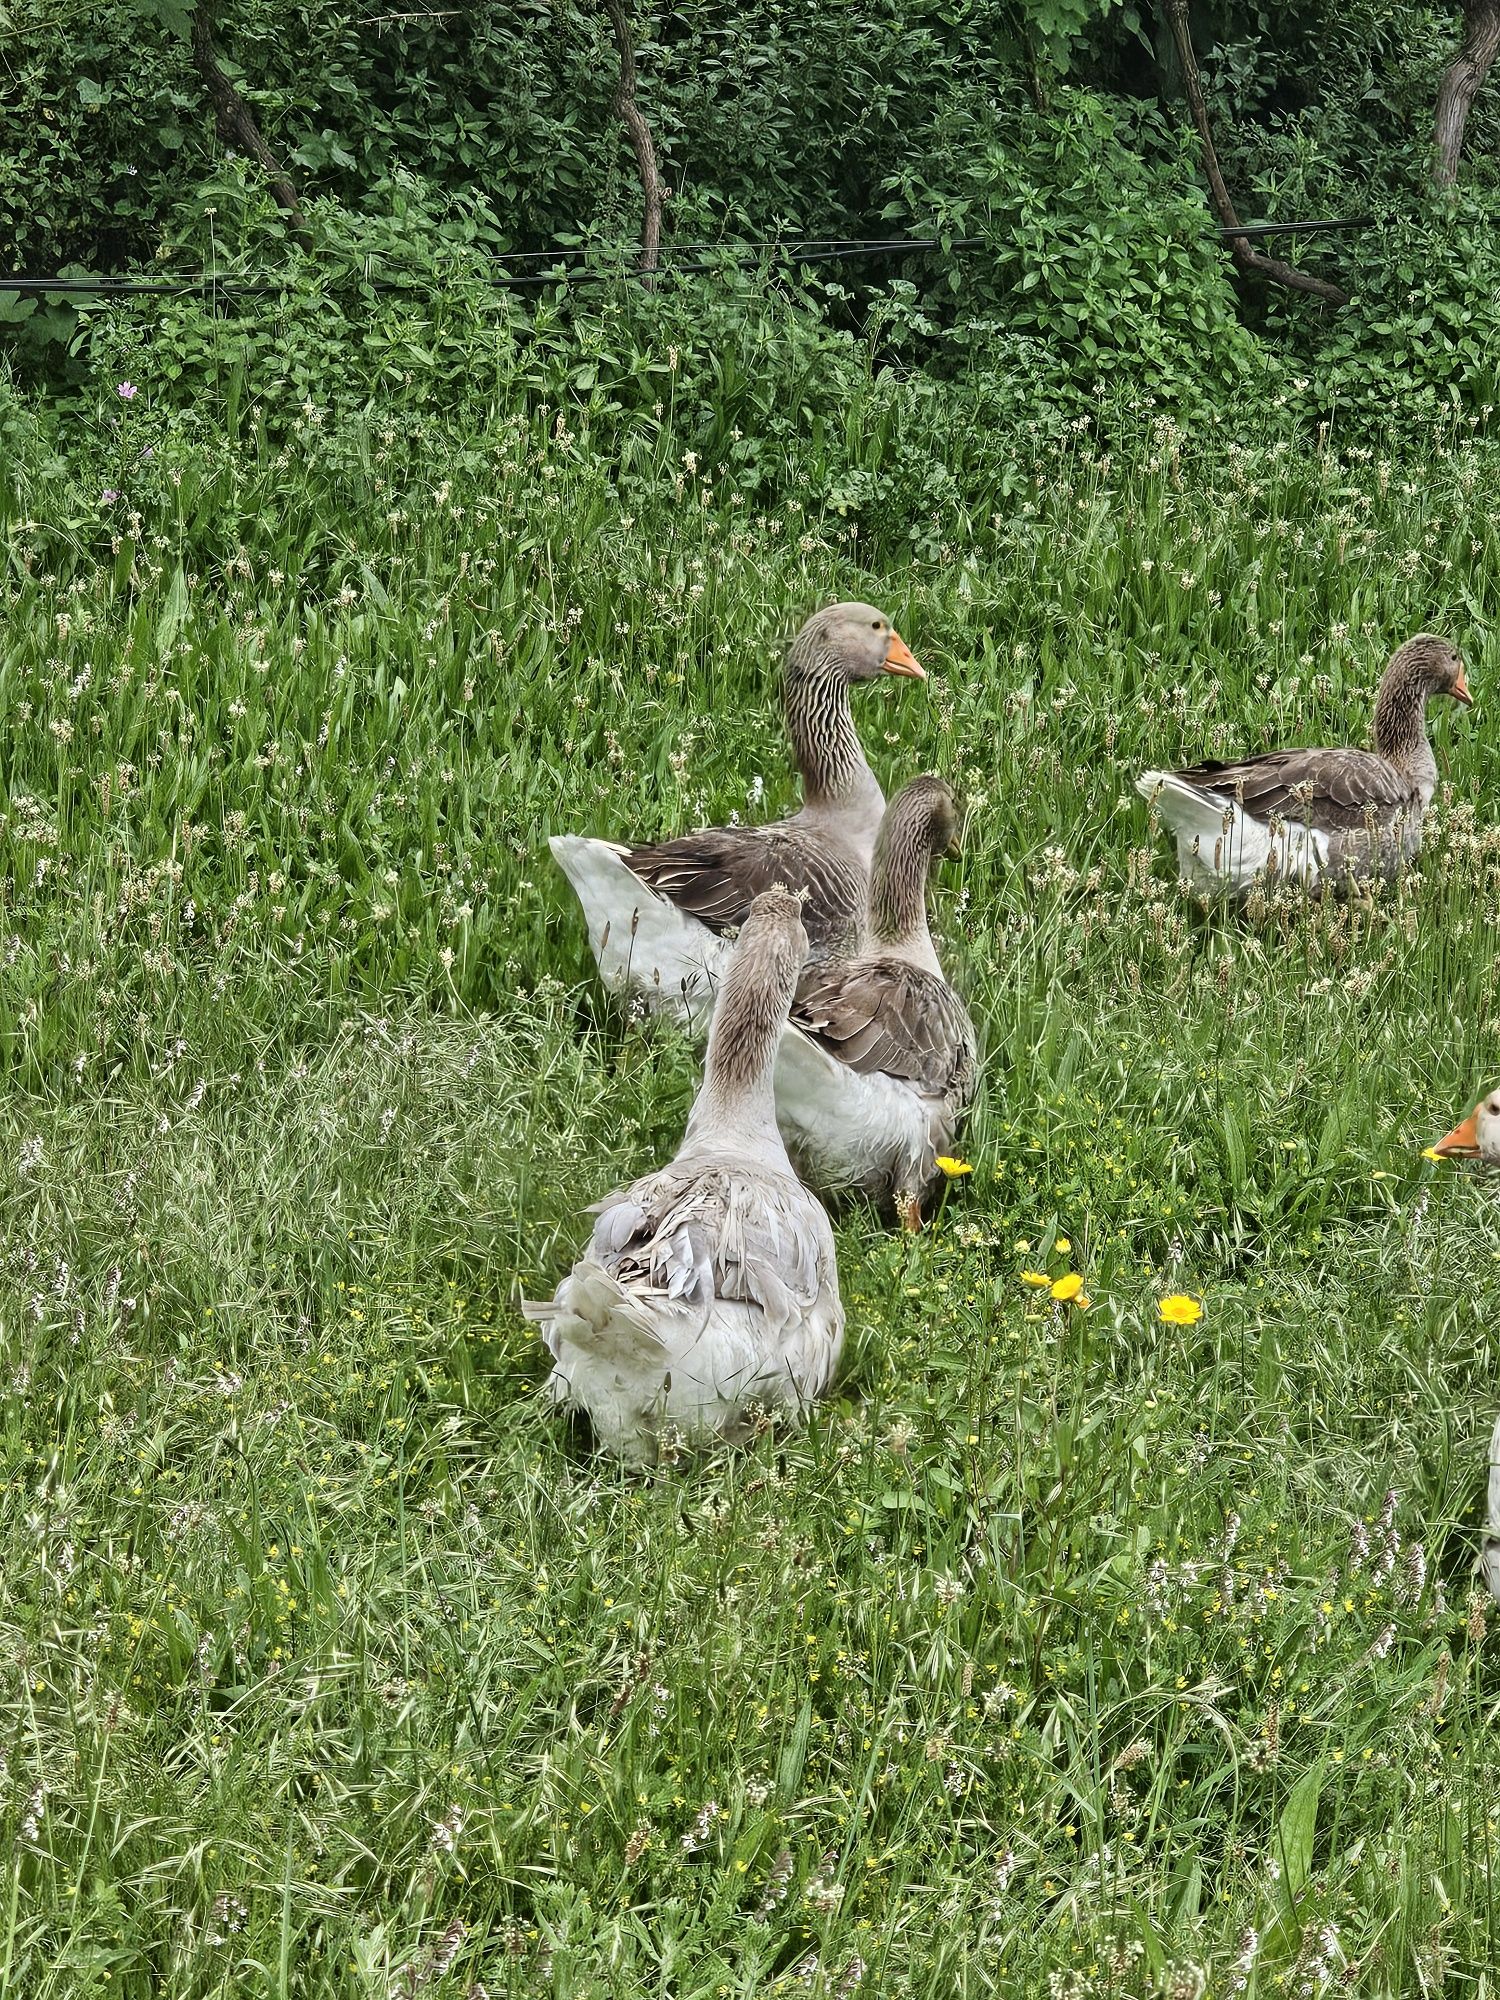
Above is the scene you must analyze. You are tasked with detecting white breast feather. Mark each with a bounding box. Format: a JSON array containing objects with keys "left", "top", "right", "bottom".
[{"left": 1483, "top": 1413, "right": 1500, "bottom": 1607}]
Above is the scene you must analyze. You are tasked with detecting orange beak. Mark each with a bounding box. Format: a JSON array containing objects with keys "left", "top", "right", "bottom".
[
  {"left": 1452, "top": 665, "right": 1473, "bottom": 706},
  {"left": 1432, "top": 1108, "right": 1480, "bottom": 1156},
  {"left": 882, "top": 631, "right": 926, "bottom": 681}
]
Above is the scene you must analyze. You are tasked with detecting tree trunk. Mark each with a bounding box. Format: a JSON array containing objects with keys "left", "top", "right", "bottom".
[
  {"left": 1434, "top": 0, "right": 1500, "bottom": 187},
  {"left": 601, "top": 0, "right": 665, "bottom": 287},
  {"left": 1163, "top": 0, "right": 1347, "bottom": 306},
  {"left": 190, "top": 4, "right": 309, "bottom": 240}
]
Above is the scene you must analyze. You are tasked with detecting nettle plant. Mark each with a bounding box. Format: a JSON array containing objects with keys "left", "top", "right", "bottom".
[
  {"left": 1310, "top": 197, "right": 1500, "bottom": 428},
  {"left": 885, "top": 87, "right": 1277, "bottom": 417}
]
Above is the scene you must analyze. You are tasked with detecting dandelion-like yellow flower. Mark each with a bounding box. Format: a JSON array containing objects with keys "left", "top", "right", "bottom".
[
  {"left": 1158, "top": 1294, "right": 1203, "bottom": 1325},
  {"left": 1020, "top": 1270, "right": 1051, "bottom": 1289},
  {"left": 1055, "top": 1237, "right": 1071, "bottom": 1254},
  {"left": 1420, "top": 1146, "right": 1445, "bottom": 1163},
  {"left": 1051, "top": 1273, "right": 1084, "bottom": 1303},
  {"left": 935, "top": 1156, "right": 973, "bottom": 1178}
]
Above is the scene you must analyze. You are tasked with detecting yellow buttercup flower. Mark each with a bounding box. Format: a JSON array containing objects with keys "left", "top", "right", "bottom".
[
  {"left": 1051, "top": 1273, "right": 1084, "bottom": 1303},
  {"left": 935, "top": 1156, "right": 973, "bottom": 1178},
  {"left": 1158, "top": 1294, "right": 1203, "bottom": 1325},
  {"left": 1020, "top": 1270, "right": 1051, "bottom": 1289},
  {"left": 1055, "top": 1237, "right": 1071, "bottom": 1253}
]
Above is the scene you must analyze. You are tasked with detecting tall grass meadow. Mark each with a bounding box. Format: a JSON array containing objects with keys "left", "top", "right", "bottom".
[{"left": 2, "top": 286, "right": 1499, "bottom": 1994}]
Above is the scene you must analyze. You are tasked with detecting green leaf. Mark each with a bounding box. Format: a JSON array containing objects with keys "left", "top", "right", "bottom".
[
  {"left": 1277, "top": 1762, "right": 1322, "bottom": 1898},
  {"left": 136, "top": 0, "right": 194, "bottom": 35},
  {"left": 155, "top": 567, "right": 190, "bottom": 661}
]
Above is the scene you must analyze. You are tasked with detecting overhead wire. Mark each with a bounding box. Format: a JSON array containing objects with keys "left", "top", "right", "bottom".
[{"left": 0, "top": 218, "right": 1376, "bottom": 300}]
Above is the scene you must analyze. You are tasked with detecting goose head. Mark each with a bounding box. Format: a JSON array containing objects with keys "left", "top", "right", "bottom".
[
  {"left": 1371, "top": 635, "right": 1470, "bottom": 784},
  {"left": 788, "top": 602, "right": 925, "bottom": 686},
  {"left": 1430, "top": 1087, "right": 1500, "bottom": 1164},
  {"left": 890, "top": 772, "right": 964, "bottom": 862},
  {"left": 1379, "top": 634, "right": 1471, "bottom": 712}
]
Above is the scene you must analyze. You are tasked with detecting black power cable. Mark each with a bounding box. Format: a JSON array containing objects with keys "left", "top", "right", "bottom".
[{"left": 0, "top": 218, "right": 1376, "bottom": 299}]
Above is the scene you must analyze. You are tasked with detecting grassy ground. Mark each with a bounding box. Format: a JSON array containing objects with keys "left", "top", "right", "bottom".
[{"left": 3, "top": 375, "right": 1500, "bottom": 1997}]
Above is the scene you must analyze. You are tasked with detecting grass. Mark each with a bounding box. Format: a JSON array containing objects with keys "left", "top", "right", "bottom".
[{"left": 3, "top": 357, "right": 1500, "bottom": 1997}]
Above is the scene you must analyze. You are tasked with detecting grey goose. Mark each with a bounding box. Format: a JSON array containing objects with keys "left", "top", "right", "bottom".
[
  {"left": 774, "top": 775, "right": 977, "bottom": 1230},
  {"left": 1137, "top": 635, "right": 1471, "bottom": 898},
  {"left": 522, "top": 887, "right": 845, "bottom": 1462},
  {"left": 549, "top": 602, "right": 925, "bottom": 1025}
]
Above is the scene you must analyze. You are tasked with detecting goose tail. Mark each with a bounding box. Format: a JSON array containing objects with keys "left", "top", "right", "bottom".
[
  {"left": 1135, "top": 771, "right": 1270, "bottom": 891},
  {"left": 524, "top": 1259, "right": 679, "bottom": 1459},
  {"left": 1136, "top": 770, "right": 1238, "bottom": 847},
  {"left": 522, "top": 1258, "right": 663, "bottom": 1367},
  {"left": 548, "top": 833, "right": 727, "bottom": 1027}
]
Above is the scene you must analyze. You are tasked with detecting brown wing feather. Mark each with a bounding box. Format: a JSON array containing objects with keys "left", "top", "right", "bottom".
[
  {"left": 1171, "top": 749, "right": 1417, "bottom": 831},
  {"left": 624, "top": 828, "right": 863, "bottom": 948},
  {"left": 792, "top": 959, "right": 976, "bottom": 1098}
]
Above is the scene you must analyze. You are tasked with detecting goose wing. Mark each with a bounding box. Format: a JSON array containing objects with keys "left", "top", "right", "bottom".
[
  {"left": 623, "top": 828, "right": 862, "bottom": 949},
  {"left": 1166, "top": 748, "right": 1416, "bottom": 831},
  {"left": 590, "top": 1164, "right": 831, "bottom": 1331},
  {"left": 791, "top": 959, "right": 976, "bottom": 1099}
]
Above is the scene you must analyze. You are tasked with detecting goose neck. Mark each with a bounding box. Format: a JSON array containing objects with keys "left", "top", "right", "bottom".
[
  {"left": 785, "top": 657, "right": 874, "bottom": 808},
  {"left": 869, "top": 815, "right": 934, "bottom": 953},
  {"left": 1373, "top": 672, "right": 1437, "bottom": 794},
  {"left": 681, "top": 936, "right": 796, "bottom": 1163}
]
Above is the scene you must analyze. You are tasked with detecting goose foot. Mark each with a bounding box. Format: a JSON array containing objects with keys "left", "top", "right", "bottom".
[{"left": 896, "top": 1192, "right": 923, "bottom": 1233}]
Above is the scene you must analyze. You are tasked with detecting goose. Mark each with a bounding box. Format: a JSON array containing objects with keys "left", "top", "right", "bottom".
[
  {"left": 1430, "top": 1087, "right": 1500, "bottom": 1163},
  {"left": 1427, "top": 1088, "right": 1500, "bottom": 1604},
  {"left": 549, "top": 602, "right": 925, "bottom": 1026},
  {"left": 1136, "top": 636, "right": 1471, "bottom": 899},
  {"left": 773, "top": 775, "right": 977, "bottom": 1230},
  {"left": 522, "top": 886, "right": 844, "bottom": 1462}
]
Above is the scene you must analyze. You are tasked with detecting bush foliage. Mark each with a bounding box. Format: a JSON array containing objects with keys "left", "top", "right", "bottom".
[{"left": 5, "top": 1, "right": 1500, "bottom": 430}]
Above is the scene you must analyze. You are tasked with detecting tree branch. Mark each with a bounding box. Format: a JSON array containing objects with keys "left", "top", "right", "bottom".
[
  {"left": 600, "top": 0, "right": 665, "bottom": 288},
  {"left": 1434, "top": 0, "right": 1500, "bottom": 187},
  {"left": 1164, "top": 0, "right": 1346, "bottom": 306},
  {"left": 190, "top": 3, "right": 309, "bottom": 241}
]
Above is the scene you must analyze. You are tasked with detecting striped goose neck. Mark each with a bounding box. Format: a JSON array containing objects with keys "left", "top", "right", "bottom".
[
  {"left": 869, "top": 802, "right": 936, "bottom": 949},
  {"left": 784, "top": 649, "right": 870, "bottom": 806},
  {"left": 1372, "top": 659, "right": 1438, "bottom": 782},
  {"left": 684, "top": 919, "right": 801, "bottom": 1155}
]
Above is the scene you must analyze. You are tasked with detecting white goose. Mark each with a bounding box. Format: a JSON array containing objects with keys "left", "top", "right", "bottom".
[
  {"left": 549, "top": 602, "right": 924, "bottom": 1027},
  {"left": 1429, "top": 1087, "right": 1500, "bottom": 1605},
  {"left": 1137, "top": 636, "right": 1470, "bottom": 899},
  {"left": 522, "top": 887, "right": 844, "bottom": 1462},
  {"left": 774, "top": 776, "right": 976, "bottom": 1230}
]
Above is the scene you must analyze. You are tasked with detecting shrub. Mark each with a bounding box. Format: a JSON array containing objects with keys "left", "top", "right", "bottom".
[
  {"left": 1312, "top": 198, "right": 1500, "bottom": 427},
  {"left": 884, "top": 88, "right": 1279, "bottom": 417}
]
